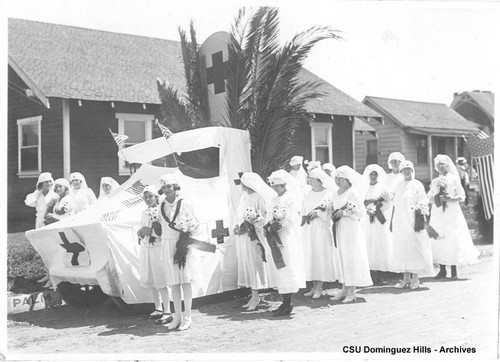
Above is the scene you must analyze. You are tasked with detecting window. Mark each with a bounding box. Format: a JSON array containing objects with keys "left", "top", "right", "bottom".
[
  {"left": 310, "top": 123, "right": 332, "bottom": 164},
  {"left": 17, "top": 116, "right": 42, "bottom": 177},
  {"left": 416, "top": 135, "right": 428, "bottom": 164},
  {"left": 116, "top": 113, "right": 154, "bottom": 175},
  {"left": 366, "top": 139, "right": 378, "bottom": 165}
]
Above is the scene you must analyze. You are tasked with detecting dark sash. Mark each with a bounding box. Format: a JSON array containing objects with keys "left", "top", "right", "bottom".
[
  {"left": 240, "top": 221, "right": 267, "bottom": 262},
  {"left": 161, "top": 198, "right": 182, "bottom": 230},
  {"left": 375, "top": 202, "right": 386, "bottom": 225},
  {"left": 263, "top": 222, "right": 285, "bottom": 269}
]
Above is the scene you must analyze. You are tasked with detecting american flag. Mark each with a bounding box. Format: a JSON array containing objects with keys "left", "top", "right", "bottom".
[
  {"left": 465, "top": 133, "right": 494, "bottom": 220},
  {"left": 109, "top": 129, "right": 129, "bottom": 147},
  {"left": 123, "top": 180, "right": 146, "bottom": 195},
  {"left": 155, "top": 119, "right": 173, "bottom": 139}
]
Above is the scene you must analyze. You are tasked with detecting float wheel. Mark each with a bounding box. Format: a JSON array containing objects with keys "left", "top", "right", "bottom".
[
  {"left": 110, "top": 297, "right": 155, "bottom": 315},
  {"left": 56, "top": 282, "right": 109, "bottom": 308}
]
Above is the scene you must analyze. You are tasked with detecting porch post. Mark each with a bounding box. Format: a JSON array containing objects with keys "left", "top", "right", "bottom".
[
  {"left": 427, "top": 134, "right": 432, "bottom": 181},
  {"left": 453, "top": 136, "right": 458, "bottom": 159},
  {"left": 62, "top": 99, "right": 71, "bottom": 178}
]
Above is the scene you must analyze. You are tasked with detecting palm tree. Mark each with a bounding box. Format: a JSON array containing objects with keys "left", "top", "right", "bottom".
[
  {"left": 224, "top": 7, "right": 341, "bottom": 177},
  {"left": 157, "top": 20, "right": 210, "bottom": 132}
]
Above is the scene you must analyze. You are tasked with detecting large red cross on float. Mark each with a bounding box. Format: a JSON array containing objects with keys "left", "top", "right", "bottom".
[
  {"left": 206, "top": 51, "right": 228, "bottom": 95},
  {"left": 58, "top": 231, "right": 85, "bottom": 266},
  {"left": 211, "top": 219, "right": 229, "bottom": 244}
]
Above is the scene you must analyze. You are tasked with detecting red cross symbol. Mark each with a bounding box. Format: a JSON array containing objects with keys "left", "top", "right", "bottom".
[
  {"left": 211, "top": 219, "right": 229, "bottom": 244},
  {"left": 206, "top": 51, "right": 228, "bottom": 95}
]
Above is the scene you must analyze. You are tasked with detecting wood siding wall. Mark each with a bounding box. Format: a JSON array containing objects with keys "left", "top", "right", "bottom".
[
  {"left": 69, "top": 101, "right": 160, "bottom": 194},
  {"left": 354, "top": 115, "right": 402, "bottom": 173},
  {"left": 8, "top": 67, "right": 64, "bottom": 230}
]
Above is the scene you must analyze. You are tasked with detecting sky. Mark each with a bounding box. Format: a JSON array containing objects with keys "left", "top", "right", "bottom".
[{"left": 2, "top": 0, "right": 498, "bottom": 105}]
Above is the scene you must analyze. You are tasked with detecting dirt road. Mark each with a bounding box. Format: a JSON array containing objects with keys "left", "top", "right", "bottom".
[{"left": 7, "top": 245, "right": 497, "bottom": 359}]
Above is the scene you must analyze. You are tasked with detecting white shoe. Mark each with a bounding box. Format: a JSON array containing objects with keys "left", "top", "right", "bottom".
[
  {"left": 178, "top": 317, "right": 192, "bottom": 331},
  {"left": 330, "top": 293, "right": 346, "bottom": 301},
  {"left": 303, "top": 289, "right": 315, "bottom": 297},
  {"left": 246, "top": 299, "right": 260, "bottom": 311},
  {"left": 241, "top": 299, "right": 252, "bottom": 308},
  {"left": 312, "top": 290, "right": 323, "bottom": 299},
  {"left": 166, "top": 318, "right": 181, "bottom": 330},
  {"left": 342, "top": 294, "right": 357, "bottom": 303}
]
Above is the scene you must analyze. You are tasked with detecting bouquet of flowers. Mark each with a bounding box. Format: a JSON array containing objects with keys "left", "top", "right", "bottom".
[
  {"left": 240, "top": 207, "right": 264, "bottom": 241},
  {"left": 272, "top": 203, "right": 287, "bottom": 222},
  {"left": 366, "top": 204, "right": 377, "bottom": 223},
  {"left": 302, "top": 196, "right": 333, "bottom": 226},
  {"left": 146, "top": 206, "right": 162, "bottom": 245},
  {"left": 332, "top": 201, "right": 357, "bottom": 222},
  {"left": 44, "top": 199, "right": 69, "bottom": 225},
  {"left": 367, "top": 190, "right": 391, "bottom": 224},
  {"left": 173, "top": 215, "right": 200, "bottom": 268},
  {"left": 434, "top": 175, "right": 449, "bottom": 211},
  {"left": 263, "top": 203, "right": 287, "bottom": 269},
  {"left": 54, "top": 200, "right": 70, "bottom": 216},
  {"left": 412, "top": 203, "right": 430, "bottom": 232}
]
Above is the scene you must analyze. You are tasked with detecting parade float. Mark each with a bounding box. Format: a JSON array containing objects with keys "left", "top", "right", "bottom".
[{"left": 25, "top": 127, "right": 252, "bottom": 313}]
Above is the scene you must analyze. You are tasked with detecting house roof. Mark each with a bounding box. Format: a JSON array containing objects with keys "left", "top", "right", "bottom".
[
  {"left": 363, "top": 96, "right": 480, "bottom": 135},
  {"left": 450, "top": 91, "right": 494, "bottom": 121},
  {"left": 9, "top": 18, "right": 382, "bottom": 121},
  {"left": 298, "top": 68, "right": 381, "bottom": 118},
  {"left": 9, "top": 18, "right": 185, "bottom": 104}
]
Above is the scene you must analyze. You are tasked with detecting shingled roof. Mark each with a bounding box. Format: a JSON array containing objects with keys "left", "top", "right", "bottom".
[
  {"left": 450, "top": 91, "right": 494, "bottom": 122},
  {"left": 363, "top": 96, "right": 480, "bottom": 135},
  {"left": 298, "top": 68, "right": 381, "bottom": 118},
  {"left": 9, "top": 18, "right": 185, "bottom": 104},
  {"left": 9, "top": 18, "right": 382, "bottom": 121}
]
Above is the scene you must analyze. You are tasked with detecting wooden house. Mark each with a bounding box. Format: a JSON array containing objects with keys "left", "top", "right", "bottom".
[
  {"left": 355, "top": 96, "right": 480, "bottom": 182},
  {"left": 450, "top": 90, "right": 494, "bottom": 133}
]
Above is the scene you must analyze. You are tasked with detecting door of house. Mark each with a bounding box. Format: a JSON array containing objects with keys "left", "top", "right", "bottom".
[
  {"left": 366, "top": 139, "right": 378, "bottom": 165},
  {"left": 432, "top": 136, "right": 455, "bottom": 160}
]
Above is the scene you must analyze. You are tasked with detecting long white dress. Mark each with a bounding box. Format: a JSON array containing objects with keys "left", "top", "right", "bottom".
[
  {"left": 24, "top": 189, "right": 59, "bottom": 228},
  {"left": 139, "top": 206, "right": 168, "bottom": 289},
  {"left": 386, "top": 172, "right": 404, "bottom": 193},
  {"left": 265, "top": 191, "right": 306, "bottom": 294},
  {"left": 72, "top": 188, "right": 97, "bottom": 213},
  {"left": 362, "top": 183, "right": 393, "bottom": 271},
  {"left": 391, "top": 180, "right": 434, "bottom": 276},
  {"left": 301, "top": 188, "right": 335, "bottom": 282},
  {"left": 235, "top": 192, "right": 269, "bottom": 290},
  {"left": 331, "top": 188, "right": 373, "bottom": 287},
  {"left": 160, "top": 195, "right": 205, "bottom": 286},
  {"left": 427, "top": 173, "right": 479, "bottom": 265}
]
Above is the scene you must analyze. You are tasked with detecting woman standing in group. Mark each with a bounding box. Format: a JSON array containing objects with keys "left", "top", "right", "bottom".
[
  {"left": 98, "top": 177, "right": 120, "bottom": 200},
  {"left": 44, "top": 178, "right": 76, "bottom": 224},
  {"left": 386, "top": 152, "right": 405, "bottom": 192},
  {"left": 234, "top": 172, "right": 277, "bottom": 310},
  {"left": 329, "top": 166, "right": 372, "bottom": 303},
  {"left": 301, "top": 168, "right": 336, "bottom": 299},
  {"left": 70, "top": 172, "right": 97, "bottom": 213},
  {"left": 24, "top": 172, "right": 59, "bottom": 229},
  {"left": 137, "top": 185, "right": 172, "bottom": 325},
  {"left": 159, "top": 173, "right": 206, "bottom": 331},
  {"left": 362, "top": 164, "right": 393, "bottom": 285},
  {"left": 391, "top": 161, "right": 434, "bottom": 289},
  {"left": 265, "top": 170, "right": 306, "bottom": 316},
  {"left": 428, "top": 155, "right": 479, "bottom": 279}
]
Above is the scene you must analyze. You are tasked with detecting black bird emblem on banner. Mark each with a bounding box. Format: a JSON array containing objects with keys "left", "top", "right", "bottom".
[{"left": 58, "top": 231, "right": 86, "bottom": 266}]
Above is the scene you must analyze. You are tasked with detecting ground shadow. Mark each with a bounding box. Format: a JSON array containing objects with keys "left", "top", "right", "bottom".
[{"left": 357, "top": 284, "right": 430, "bottom": 295}]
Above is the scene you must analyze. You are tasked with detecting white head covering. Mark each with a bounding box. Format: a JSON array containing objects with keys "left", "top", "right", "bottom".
[
  {"left": 308, "top": 167, "right": 335, "bottom": 190},
  {"left": 399, "top": 160, "right": 415, "bottom": 178},
  {"left": 54, "top": 178, "right": 71, "bottom": 191},
  {"left": 99, "top": 177, "right": 120, "bottom": 199},
  {"left": 159, "top": 173, "right": 180, "bottom": 187},
  {"left": 387, "top": 152, "right": 406, "bottom": 168},
  {"left": 36, "top": 172, "right": 54, "bottom": 188},
  {"left": 240, "top": 172, "right": 277, "bottom": 206},
  {"left": 434, "top": 154, "right": 459, "bottom": 178},
  {"left": 289, "top": 156, "right": 304, "bottom": 167},
  {"left": 335, "top": 165, "right": 367, "bottom": 194},
  {"left": 322, "top": 163, "right": 336, "bottom": 174},
  {"left": 268, "top": 169, "right": 300, "bottom": 197},
  {"left": 363, "top": 164, "right": 388, "bottom": 185},
  {"left": 69, "top": 172, "right": 89, "bottom": 190},
  {"left": 142, "top": 185, "right": 160, "bottom": 198},
  {"left": 306, "top": 161, "right": 321, "bottom": 172}
]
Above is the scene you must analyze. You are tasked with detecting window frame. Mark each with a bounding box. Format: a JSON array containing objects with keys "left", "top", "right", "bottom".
[
  {"left": 310, "top": 122, "right": 333, "bottom": 164},
  {"left": 366, "top": 139, "right": 378, "bottom": 165},
  {"left": 116, "top": 113, "right": 154, "bottom": 175},
  {"left": 17, "top": 116, "right": 42, "bottom": 178},
  {"left": 416, "top": 135, "right": 428, "bottom": 165}
]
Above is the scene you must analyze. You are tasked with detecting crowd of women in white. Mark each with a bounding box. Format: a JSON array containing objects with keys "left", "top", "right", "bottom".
[{"left": 24, "top": 151, "right": 479, "bottom": 331}]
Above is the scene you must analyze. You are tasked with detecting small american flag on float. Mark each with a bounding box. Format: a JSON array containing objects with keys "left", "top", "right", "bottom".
[
  {"left": 155, "top": 119, "right": 173, "bottom": 139},
  {"left": 109, "top": 129, "right": 129, "bottom": 147}
]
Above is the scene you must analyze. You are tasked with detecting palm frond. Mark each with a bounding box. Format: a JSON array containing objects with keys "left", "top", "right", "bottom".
[{"left": 156, "top": 78, "right": 192, "bottom": 132}]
